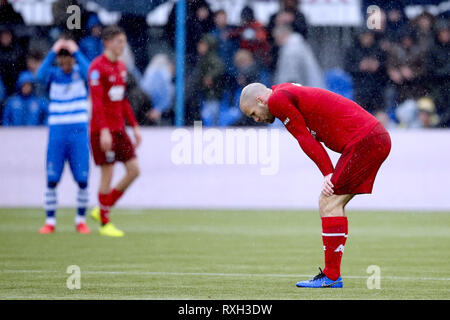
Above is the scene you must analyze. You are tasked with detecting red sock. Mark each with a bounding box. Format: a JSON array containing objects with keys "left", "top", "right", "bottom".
[
  {"left": 322, "top": 216, "right": 348, "bottom": 281},
  {"left": 109, "top": 188, "right": 124, "bottom": 207},
  {"left": 98, "top": 193, "right": 111, "bottom": 225}
]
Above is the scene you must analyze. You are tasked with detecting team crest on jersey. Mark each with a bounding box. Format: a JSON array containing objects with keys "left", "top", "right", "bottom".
[
  {"left": 109, "top": 75, "right": 116, "bottom": 82},
  {"left": 90, "top": 69, "right": 100, "bottom": 85}
]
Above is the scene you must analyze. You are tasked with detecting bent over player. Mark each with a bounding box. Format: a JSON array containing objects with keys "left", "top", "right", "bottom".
[
  {"left": 240, "top": 82, "right": 391, "bottom": 288},
  {"left": 89, "top": 26, "right": 141, "bottom": 237},
  {"left": 36, "top": 38, "right": 90, "bottom": 234}
]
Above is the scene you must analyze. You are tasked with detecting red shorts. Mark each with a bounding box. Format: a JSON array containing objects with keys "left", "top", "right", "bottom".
[
  {"left": 331, "top": 123, "right": 391, "bottom": 195},
  {"left": 90, "top": 129, "right": 136, "bottom": 165}
]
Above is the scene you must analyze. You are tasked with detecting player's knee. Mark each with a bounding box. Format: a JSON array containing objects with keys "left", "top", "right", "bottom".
[
  {"left": 127, "top": 162, "right": 140, "bottom": 179},
  {"left": 319, "top": 194, "right": 342, "bottom": 217},
  {"left": 47, "top": 181, "right": 58, "bottom": 189}
]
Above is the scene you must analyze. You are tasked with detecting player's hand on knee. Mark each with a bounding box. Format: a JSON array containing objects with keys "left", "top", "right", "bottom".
[
  {"left": 100, "top": 128, "right": 113, "bottom": 152},
  {"left": 322, "top": 173, "right": 334, "bottom": 197}
]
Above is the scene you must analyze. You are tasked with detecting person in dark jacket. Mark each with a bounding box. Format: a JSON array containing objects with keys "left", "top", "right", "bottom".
[
  {"left": 0, "top": 26, "right": 26, "bottom": 96},
  {"left": 2, "top": 72, "right": 48, "bottom": 126},
  {"left": 165, "top": 0, "right": 214, "bottom": 69},
  {"left": 427, "top": 19, "right": 450, "bottom": 127},
  {"left": 344, "top": 28, "right": 387, "bottom": 113},
  {"left": 79, "top": 14, "right": 104, "bottom": 61},
  {"left": 187, "top": 34, "right": 225, "bottom": 126}
]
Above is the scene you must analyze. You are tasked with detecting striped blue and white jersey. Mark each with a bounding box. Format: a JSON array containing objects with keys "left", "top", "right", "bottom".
[{"left": 36, "top": 50, "right": 90, "bottom": 126}]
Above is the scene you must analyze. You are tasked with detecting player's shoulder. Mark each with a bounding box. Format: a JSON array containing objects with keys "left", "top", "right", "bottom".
[{"left": 89, "top": 55, "right": 105, "bottom": 71}]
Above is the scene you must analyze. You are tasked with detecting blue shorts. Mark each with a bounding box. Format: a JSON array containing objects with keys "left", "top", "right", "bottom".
[{"left": 46, "top": 123, "right": 90, "bottom": 184}]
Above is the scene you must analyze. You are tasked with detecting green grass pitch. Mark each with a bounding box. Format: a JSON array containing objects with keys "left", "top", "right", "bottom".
[{"left": 0, "top": 208, "right": 449, "bottom": 300}]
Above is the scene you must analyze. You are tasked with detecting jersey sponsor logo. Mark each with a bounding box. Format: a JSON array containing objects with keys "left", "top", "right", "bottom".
[
  {"left": 334, "top": 244, "right": 345, "bottom": 253},
  {"left": 90, "top": 69, "right": 100, "bottom": 85},
  {"left": 283, "top": 117, "right": 290, "bottom": 125},
  {"left": 108, "top": 85, "right": 125, "bottom": 101}
]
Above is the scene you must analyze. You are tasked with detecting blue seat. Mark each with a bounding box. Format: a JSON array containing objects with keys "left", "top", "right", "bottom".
[{"left": 325, "top": 69, "right": 353, "bottom": 100}]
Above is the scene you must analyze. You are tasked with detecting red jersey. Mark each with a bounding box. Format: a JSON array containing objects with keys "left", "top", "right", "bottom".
[
  {"left": 268, "top": 83, "right": 380, "bottom": 176},
  {"left": 88, "top": 54, "right": 138, "bottom": 132}
]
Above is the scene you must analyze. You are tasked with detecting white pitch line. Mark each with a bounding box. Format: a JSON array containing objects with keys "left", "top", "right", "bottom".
[{"left": 2, "top": 269, "right": 450, "bottom": 281}]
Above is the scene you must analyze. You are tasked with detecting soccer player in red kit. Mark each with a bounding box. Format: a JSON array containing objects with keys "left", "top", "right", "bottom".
[
  {"left": 240, "top": 82, "right": 391, "bottom": 288},
  {"left": 88, "top": 26, "right": 142, "bottom": 237}
]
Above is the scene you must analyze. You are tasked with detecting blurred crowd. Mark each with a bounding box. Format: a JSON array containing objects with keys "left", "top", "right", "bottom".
[{"left": 0, "top": 0, "right": 449, "bottom": 128}]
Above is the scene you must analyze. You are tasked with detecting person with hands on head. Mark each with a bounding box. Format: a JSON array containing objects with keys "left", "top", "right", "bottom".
[{"left": 35, "top": 36, "right": 91, "bottom": 234}]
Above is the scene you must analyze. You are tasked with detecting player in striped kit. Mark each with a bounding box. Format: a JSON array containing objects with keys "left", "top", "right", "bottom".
[{"left": 36, "top": 38, "right": 91, "bottom": 234}]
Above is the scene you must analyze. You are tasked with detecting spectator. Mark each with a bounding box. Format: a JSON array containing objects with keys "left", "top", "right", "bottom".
[
  {"left": 230, "top": 6, "right": 271, "bottom": 68},
  {"left": 210, "top": 9, "right": 239, "bottom": 85},
  {"left": 344, "top": 28, "right": 386, "bottom": 113},
  {"left": 140, "top": 54, "right": 175, "bottom": 125},
  {"left": 190, "top": 35, "right": 225, "bottom": 126},
  {"left": 412, "top": 11, "right": 436, "bottom": 52},
  {"left": 396, "top": 97, "right": 439, "bottom": 128},
  {"left": 2, "top": 72, "right": 48, "bottom": 126},
  {"left": 273, "top": 25, "right": 324, "bottom": 88},
  {"left": 234, "top": 49, "right": 259, "bottom": 89},
  {"left": 427, "top": 19, "right": 450, "bottom": 127},
  {"left": 126, "top": 72, "right": 154, "bottom": 126},
  {"left": 267, "top": 0, "right": 309, "bottom": 72},
  {"left": 224, "top": 49, "right": 260, "bottom": 126},
  {"left": 0, "top": 0, "right": 25, "bottom": 26},
  {"left": 165, "top": 0, "right": 214, "bottom": 69},
  {"left": 0, "top": 26, "right": 26, "bottom": 96},
  {"left": 20, "top": 49, "right": 45, "bottom": 97},
  {"left": 79, "top": 14, "right": 104, "bottom": 61},
  {"left": 384, "top": 3, "right": 408, "bottom": 44},
  {"left": 268, "top": 0, "right": 308, "bottom": 40},
  {"left": 387, "top": 26, "right": 428, "bottom": 103}
]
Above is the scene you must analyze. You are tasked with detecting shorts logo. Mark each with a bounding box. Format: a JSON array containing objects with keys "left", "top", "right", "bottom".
[{"left": 283, "top": 117, "right": 290, "bottom": 126}]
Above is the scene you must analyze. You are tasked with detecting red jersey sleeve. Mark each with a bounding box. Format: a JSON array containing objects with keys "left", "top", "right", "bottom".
[
  {"left": 269, "top": 91, "right": 334, "bottom": 176},
  {"left": 123, "top": 98, "right": 138, "bottom": 127},
  {"left": 88, "top": 64, "right": 108, "bottom": 130}
]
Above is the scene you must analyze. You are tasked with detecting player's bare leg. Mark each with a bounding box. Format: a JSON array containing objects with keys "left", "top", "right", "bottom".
[
  {"left": 113, "top": 158, "right": 140, "bottom": 192},
  {"left": 318, "top": 193, "right": 355, "bottom": 217},
  {"left": 99, "top": 164, "right": 114, "bottom": 194},
  {"left": 296, "top": 193, "right": 355, "bottom": 288}
]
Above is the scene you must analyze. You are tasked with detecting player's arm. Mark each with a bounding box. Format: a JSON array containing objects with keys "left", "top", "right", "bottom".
[
  {"left": 269, "top": 92, "right": 334, "bottom": 177},
  {"left": 73, "top": 51, "right": 90, "bottom": 81},
  {"left": 35, "top": 49, "right": 57, "bottom": 86},
  {"left": 123, "top": 98, "right": 141, "bottom": 148},
  {"left": 88, "top": 65, "right": 112, "bottom": 151}
]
